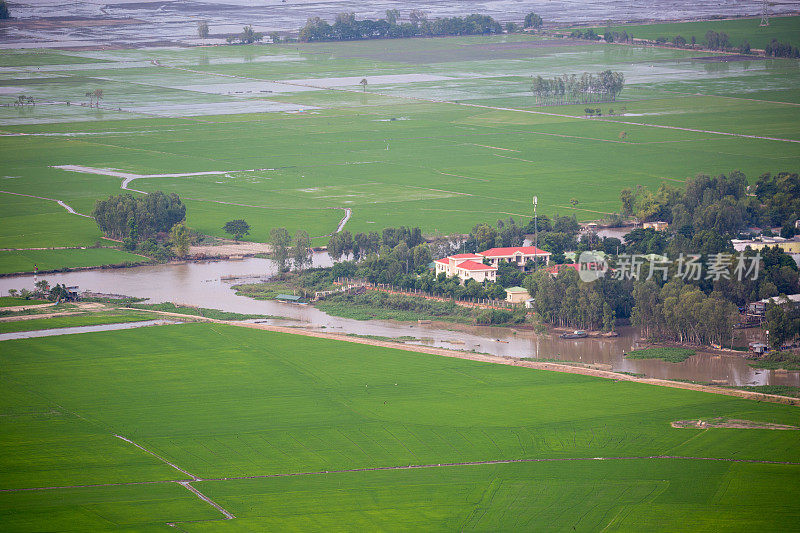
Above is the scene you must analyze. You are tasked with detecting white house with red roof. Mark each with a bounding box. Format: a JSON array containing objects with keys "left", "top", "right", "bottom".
[
  {"left": 478, "top": 246, "right": 551, "bottom": 271},
  {"left": 434, "top": 253, "right": 497, "bottom": 283}
]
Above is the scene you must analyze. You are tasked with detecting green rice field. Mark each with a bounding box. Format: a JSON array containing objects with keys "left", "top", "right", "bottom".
[
  {"left": 0, "top": 322, "right": 798, "bottom": 530},
  {"left": 1, "top": 30, "right": 799, "bottom": 271},
  {"left": 582, "top": 15, "right": 800, "bottom": 51}
]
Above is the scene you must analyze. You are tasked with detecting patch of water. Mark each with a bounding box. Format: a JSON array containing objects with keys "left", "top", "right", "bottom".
[{"left": 0, "top": 319, "right": 177, "bottom": 341}]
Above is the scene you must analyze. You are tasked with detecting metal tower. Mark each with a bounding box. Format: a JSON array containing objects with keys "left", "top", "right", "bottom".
[{"left": 760, "top": 0, "right": 770, "bottom": 27}]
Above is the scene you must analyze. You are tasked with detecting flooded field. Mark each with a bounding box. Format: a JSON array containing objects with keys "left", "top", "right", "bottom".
[
  {"left": 2, "top": 1, "right": 798, "bottom": 49},
  {"left": 1, "top": 255, "right": 796, "bottom": 387}
]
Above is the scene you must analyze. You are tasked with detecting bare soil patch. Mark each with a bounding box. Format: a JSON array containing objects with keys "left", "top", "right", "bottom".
[
  {"left": 188, "top": 241, "right": 271, "bottom": 258},
  {"left": 672, "top": 418, "right": 799, "bottom": 430}
]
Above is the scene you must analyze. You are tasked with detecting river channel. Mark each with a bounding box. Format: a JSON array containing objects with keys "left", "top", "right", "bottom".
[{"left": 1, "top": 253, "right": 796, "bottom": 388}]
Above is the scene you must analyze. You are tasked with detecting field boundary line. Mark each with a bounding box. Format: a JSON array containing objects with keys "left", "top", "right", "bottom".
[
  {"left": 0, "top": 189, "right": 91, "bottom": 218},
  {"left": 5, "top": 455, "right": 799, "bottom": 494},
  {"left": 178, "top": 481, "right": 235, "bottom": 519},
  {"left": 114, "top": 434, "right": 200, "bottom": 480}
]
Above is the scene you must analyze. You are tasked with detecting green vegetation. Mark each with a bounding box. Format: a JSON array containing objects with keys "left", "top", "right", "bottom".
[
  {"left": 749, "top": 351, "right": 800, "bottom": 371},
  {"left": 626, "top": 347, "right": 697, "bottom": 363},
  {"left": 233, "top": 281, "right": 304, "bottom": 301},
  {"left": 127, "top": 302, "right": 279, "bottom": 321},
  {"left": 316, "top": 291, "right": 478, "bottom": 323},
  {"left": 0, "top": 34, "right": 798, "bottom": 275},
  {"left": 0, "top": 248, "right": 149, "bottom": 275},
  {"left": 0, "top": 310, "right": 155, "bottom": 334},
  {"left": 734, "top": 385, "right": 800, "bottom": 398},
  {"left": 0, "top": 296, "right": 47, "bottom": 307},
  {"left": 1, "top": 323, "right": 799, "bottom": 528},
  {"left": 580, "top": 15, "right": 800, "bottom": 51},
  {"left": 299, "top": 12, "right": 503, "bottom": 42}
]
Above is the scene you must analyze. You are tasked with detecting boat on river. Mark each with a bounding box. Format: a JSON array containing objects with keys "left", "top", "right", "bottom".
[{"left": 561, "top": 330, "right": 588, "bottom": 339}]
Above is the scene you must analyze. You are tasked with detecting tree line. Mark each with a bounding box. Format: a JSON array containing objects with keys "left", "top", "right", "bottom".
[
  {"left": 531, "top": 70, "right": 625, "bottom": 105},
  {"left": 299, "top": 11, "right": 503, "bottom": 42}
]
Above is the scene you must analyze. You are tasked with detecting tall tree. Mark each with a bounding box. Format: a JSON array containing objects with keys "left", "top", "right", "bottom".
[
  {"left": 269, "top": 227, "right": 292, "bottom": 275},
  {"left": 170, "top": 222, "right": 191, "bottom": 257},
  {"left": 292, "top": 230, "right": 312, "bottom": 271},
  {"left": 223, "top": 219, "right": 250, "bottom": 241},
  {"left": 0, "top": 1, "right": 9, "bottom": 19},
  {"left": 197, "top": 20, "right": 209, "bottom": 39},
  {"left": 524, "top": 12, "right": 543, "bottom": 29}
]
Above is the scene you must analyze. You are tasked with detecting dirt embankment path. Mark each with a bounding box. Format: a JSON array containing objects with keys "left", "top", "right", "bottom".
[{"left": 129, "top": 308, "right": 800, "bottom": 406}]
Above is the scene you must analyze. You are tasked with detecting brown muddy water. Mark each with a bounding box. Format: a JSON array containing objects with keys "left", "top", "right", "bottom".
[{"left": 0, "top": 254, "right": 796, "bottom": 387}]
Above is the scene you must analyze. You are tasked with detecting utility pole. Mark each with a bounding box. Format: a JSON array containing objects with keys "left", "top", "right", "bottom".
[{"left": 533, "top": 195, "right": 538, "bottom": 254}]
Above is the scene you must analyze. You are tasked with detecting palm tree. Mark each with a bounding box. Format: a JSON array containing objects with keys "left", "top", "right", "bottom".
[
  {"left": 93, "top": 88, "right": 103, "bottom": 107},
  {"left": 85, "top": 91, "right": 94, "bottom": 107},
  {"left": 359, "top": 78, "right": 367, "bottom": 92}
]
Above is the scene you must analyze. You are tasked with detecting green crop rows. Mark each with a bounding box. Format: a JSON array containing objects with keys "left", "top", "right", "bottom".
[
  {"left": 0, "top": 30, "right": 798, "bottom": 269},
  {"left": 0, "top": 322, "right": 798, "bottom": 529}
]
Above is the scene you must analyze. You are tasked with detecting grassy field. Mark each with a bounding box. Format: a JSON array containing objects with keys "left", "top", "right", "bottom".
[
  {"left": 0, "top": 248, "right": 149, "bottom": 275},
  {"left": 0, "top": 310, "right": 155, "bottom": 334},
  {"left": 582, "top": 15, "right": 800, "bottom": 50},
  {"left": 626, "top": 347, "right": 697, "bottom": 363},
  {"left": 0, "top": 34, "right": 798, "bottom": 272},
  {"left": 0, "top": 296, "right": 47, "bottom": 307},
  {"left": 0, "top": 322, "right": 798, "bottom": 529}
]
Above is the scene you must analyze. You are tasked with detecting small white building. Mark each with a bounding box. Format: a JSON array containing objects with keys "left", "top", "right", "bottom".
[{"left": 434, "top": 254, "right": 498, "bottom": 283}]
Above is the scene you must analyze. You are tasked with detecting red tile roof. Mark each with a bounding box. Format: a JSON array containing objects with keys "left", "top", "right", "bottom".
[
  {"left": 434, "top": 258, "right": 449, "bottom": 264},
  {"left": 450, "top": 253, "right": 483, "bottom": 259},
  {"left": 479, "top": 246, "right": 551, "bottom": 257},
  {"left": 546, "top": 263, "right": 580, "bottom": 275},
  {"left": 456, "top": 260, "right": 497, "bottom": 271}
]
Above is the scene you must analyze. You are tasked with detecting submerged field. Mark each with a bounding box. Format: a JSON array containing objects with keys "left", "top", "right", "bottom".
[
  {"left": 1, "top": 30, "right": 799, "bottom": 270},
  {"left": 0, "top": 322, "right": 799, "bottom": 529}
]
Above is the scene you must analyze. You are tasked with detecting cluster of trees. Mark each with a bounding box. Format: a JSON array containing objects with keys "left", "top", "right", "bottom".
[
  {"left": 13, "top": 95, "right": 35, "bottom": 107},
  {"left": 621, "top": 171, "right": 800, "bottom": 238},
  {"left": 299, "top": 11, "right": 503, "bottom": 42},
  {"left": 570, "top": 28, "right": 633, "bottom": 43},
  {"left": 531, "top": 70, "right": 625, "bottom": 105},
  {"left": 93, "top": 192, "right": 186, "bottom": 243},
  {"left": 328, "top": 226, "right": 425, "bottom": 261},
  {"left": 227, "top": 25, "right": 263, "bottom": 44},
  {"left": 765, "top": 39, "right": 800, "bottom": 58},
  {"left": 524, "top": 268, "right": 628, "bottom": 331},
  {"left": 703, "top": 30, "right": 730, "bottom": 51},
  {"left": 0, "top": 0, "right": 8, "bottom": 19},
  {"left": 632, "top": 278, "right": 739, "bottom": 346},
  {"left": 765, "top": 298, "right": 800, "bottom": 348},
  {"left": 523, "top": 13, "right": 543, "bottom": 29},
  {"left": 85, "top": 88, "right": 103, "bottom": 107},
  {"left": 8, "top": 280, "right": 72, "bottom": 303},
  {"left": 269, "top": 227, "right": 312, "bottom": 274}
]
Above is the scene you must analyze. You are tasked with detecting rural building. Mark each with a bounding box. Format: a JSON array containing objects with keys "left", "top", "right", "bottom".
[
  {"left": 478, "top": 246, "right": 551, "bottom": 270},
  {"left": 642, "top": 221, "right": 669, "bottom": 231},
  {"left": 434, "top": 254, "right": 497, "bottom": 283},
  {"left": 732, "top": 236, "right": 800, "bottom": 254},
  {"left": 505, "top": 286, "right": 530, "bottom": 304},
  {"left": 747, "top": 294, "right": 800, "bottom": 316}
]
